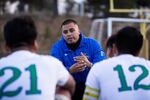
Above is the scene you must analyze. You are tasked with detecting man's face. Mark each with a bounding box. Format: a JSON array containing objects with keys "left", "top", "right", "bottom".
[{"left": 62, "top": 22, "right": 80, "bottom": 44}]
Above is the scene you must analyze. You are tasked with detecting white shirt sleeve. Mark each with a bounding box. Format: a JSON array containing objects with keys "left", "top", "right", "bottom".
[
  {"left": 86, "top": 63, "right": 100, "bottom": 90},
  {"left": 56, "top": 61, "right": 70, "bottom": 86}
]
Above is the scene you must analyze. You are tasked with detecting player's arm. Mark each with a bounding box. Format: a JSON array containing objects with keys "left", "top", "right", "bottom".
[
  {"left": 83, "top": 62, "right": 100, "bottom": 100},
  {"left": 54, "top": 58, "right": 76, "bottom": 100},
  {"left": 83, "top": 86, "right": 99, "bottom": 100},
  {"left": 55, "top": 86, "right": 71, "bottom": 100},
  {"left": 55, "top": 75, "right": 75, "bottom": 100},
  {"left": 60, "top": 75, "right": 75, "bottom": 95}
]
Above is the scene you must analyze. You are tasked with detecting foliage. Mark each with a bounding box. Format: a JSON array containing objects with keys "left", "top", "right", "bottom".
[{"left": 86, "top": 0, "right": 150, "bottom": 18}]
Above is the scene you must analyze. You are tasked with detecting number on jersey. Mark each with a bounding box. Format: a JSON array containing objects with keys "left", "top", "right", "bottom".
[
  {"left": 0, "top": 64, "right": 41, "bottom": 99},
  {"left": 114, "top": 64, "right": 150, "bottom": 92}
]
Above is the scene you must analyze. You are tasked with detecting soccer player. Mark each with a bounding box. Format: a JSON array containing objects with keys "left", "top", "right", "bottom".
[
  {"left": 83, "top": 26, "right": 150, "bottom": 100},
  {"left": 0, "top": 16, "right": 75, "bottom": 100}
]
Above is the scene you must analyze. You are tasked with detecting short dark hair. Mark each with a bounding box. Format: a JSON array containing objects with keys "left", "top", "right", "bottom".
[
  {"left": 61, "top": 19, "right": 78, "bottom": 28},
  {"left": 106, "top": 34, "right": 116, "bottom": 49},
  {"left": 4, "top": 15, "right": 37, "bottom": 49},
  {"left": 115, "top": 26, "right": 143, "bottom": 55}
]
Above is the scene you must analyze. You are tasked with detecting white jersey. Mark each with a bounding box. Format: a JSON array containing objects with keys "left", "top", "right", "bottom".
[
  {"left": 86, "top": 54, "right": 150, "bottom": 100},
  {"left": 0, "top": 50, "right": 70, "bottom": 100}
]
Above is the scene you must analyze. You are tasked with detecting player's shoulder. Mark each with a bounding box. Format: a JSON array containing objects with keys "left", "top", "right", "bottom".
[
  {"left": 98, "top": 56, "right": 117, "bottom": 64},
  {"left": 0, "top": 56, "right": 7, "bottom": 63},
  {"left": 135, "top": 56, "right": 150, "bottom": 64},
  {"left": 38, "top": 54, "right": 62, "bottom": 64},
  {"left": 93, "top": 57, "right": 118, "bottom": 69},
  {"left": 34, "top": 54, "right": 64, "bottom": 70}
]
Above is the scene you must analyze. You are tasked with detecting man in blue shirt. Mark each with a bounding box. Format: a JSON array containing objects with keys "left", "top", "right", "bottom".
[{"left": 51, "top": 19, "right": 106, "bottom": 100}]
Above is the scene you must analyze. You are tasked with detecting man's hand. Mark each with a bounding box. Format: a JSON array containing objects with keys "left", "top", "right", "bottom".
[
  {"left": 69, "top": 52, "right": 93, "bottom": 73},
  {"left": 74, "top": 52, "right": 92, "bottom": 68},
  {"left": 69, "top": 62, "right": 86, "bottom": 73}
]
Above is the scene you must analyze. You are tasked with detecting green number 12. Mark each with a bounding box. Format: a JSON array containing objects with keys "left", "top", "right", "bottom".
[
  {"left": 114, "top": 64, "right": 150, "bottom": 92},
  {"left": 0, "top": 64, "right": 41, "bottom": 99}
]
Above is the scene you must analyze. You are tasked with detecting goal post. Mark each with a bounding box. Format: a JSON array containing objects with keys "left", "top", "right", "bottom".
[
  {"left": 90, "top": 17, "right": 150, "bottom": 59},
  {"left": 89, "top": 0, "right": 150, "bottom": 59},
  {"left": 109, "top": 0, "right": 150, "bottom": 13}
]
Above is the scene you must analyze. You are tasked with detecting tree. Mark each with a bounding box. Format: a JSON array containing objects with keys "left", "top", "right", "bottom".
[
  {"left": 52, "top": 0, "right": 58, "bottom": 16},
  {"left": 86, "top": 0, "right": 109, "bottom": 18}
]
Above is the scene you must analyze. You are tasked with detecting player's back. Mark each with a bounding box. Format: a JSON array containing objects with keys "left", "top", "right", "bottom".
[
  {"left": 0, "top": 50, "right": 69, "bottom": 100},
  {"left": 91, "top": 54, "right": 150, "bottom": 100}
]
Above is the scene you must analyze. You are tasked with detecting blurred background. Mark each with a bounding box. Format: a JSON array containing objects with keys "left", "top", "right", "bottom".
[{"left": 0, "top": 0, "right": 150, "bottom": 59}]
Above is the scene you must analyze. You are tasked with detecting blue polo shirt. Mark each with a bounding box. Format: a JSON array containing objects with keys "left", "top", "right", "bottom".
[{"left": 50, "top": 34, "right": 106, "bottom": 83}]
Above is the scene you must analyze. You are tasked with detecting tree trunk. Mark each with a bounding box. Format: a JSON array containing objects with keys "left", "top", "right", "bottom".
[{"left": 53, "top": 0, "right": 58, "bottom": 16}]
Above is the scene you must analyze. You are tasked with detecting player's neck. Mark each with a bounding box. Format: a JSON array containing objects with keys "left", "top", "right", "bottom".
[{"left": 10, "top": 46, "right": 36, "bottom": 53}]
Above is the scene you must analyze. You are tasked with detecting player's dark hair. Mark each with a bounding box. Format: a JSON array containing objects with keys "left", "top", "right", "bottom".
[
  {"left": 61, "top": 19, "right": 78, "bottom": 28},
  {"left": 115, "top": 26, "right": 143, "bottom": 56},
  {"left": 106, "top": 34, "right": 117, "bottom": 49},
  {"left": 4, "top": 15, "right": 37, "bottom": 49}
]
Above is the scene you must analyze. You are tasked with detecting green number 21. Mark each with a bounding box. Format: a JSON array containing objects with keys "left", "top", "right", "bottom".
[
  {"left": 114, "top": 64, "right": 150, "bottom": 92},
  {"left": 0, "top": 64, "right": 41, "bottom": 99}
]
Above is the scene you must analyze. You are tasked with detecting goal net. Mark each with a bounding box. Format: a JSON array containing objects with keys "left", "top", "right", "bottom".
[{"left": 89, "top": 17, "right": 150, "bottom": 59}]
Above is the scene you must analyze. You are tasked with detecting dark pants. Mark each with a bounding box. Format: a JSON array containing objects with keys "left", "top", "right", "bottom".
[{"left": 72, "top": 82, "right": 85, "bottom": 100}]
